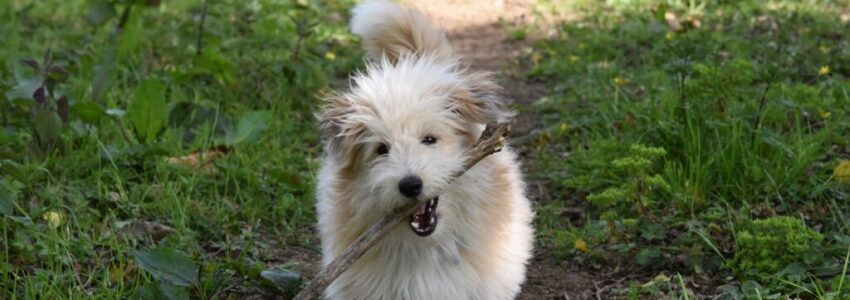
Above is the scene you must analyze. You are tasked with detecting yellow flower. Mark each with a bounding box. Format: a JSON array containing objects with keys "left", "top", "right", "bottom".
[
  {"left": 531, "top": 52, "right": 543, "bottom": 64},
  {"left": 568, "top": 55, "right": 579, "bottom": 62},
  {"left": 613, "top": 77, "right": 628, "bottom": 86},
  {"left": 559, "top": 122, "right": 569, "bottom": 133},
  {"left": 574, "top": 238, "right": 592, "bottom": 253},
  {"left": 819, "top": 45, "right": 830, "bottom": 54},
  {"left": 835, "top": 160, "right": 850, "bottom": 183},
  {"left": 819, "top": 65, "right": 830, "bottom": 76},
  {"left": 43, "top": 211, "right": 62, "bottom": 229},
  {"left": 665, "top": 32, "right": 675, "bottom": 40},
  {"left": 324, "top": 52, "right": 336, "bottom": 61},
  {"left": 818, "top": 108, "right": 831, "bottom": 119}
]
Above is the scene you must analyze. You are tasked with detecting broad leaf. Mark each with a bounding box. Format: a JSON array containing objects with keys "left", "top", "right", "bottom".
[
  {"left": 260, "top": 267, "right": 302, "bottom": 293},
  {"left": 71, "top": 101, "right": 108, "bottom": 124},
  {"left": 635, "top": 247, "right": 662, "bottom": 266},
  {"left": 219, "top": 110, "right": 271, "bottom": 146},
  {"left": 133, "top": 248, "right": 198, "bottom": 287},
  {"left": 6, "top": 77, "right": 42, "bottom": 101},
  {"left": 128, "top": 80, "right": 167, "bottom": 142},
  {"left": 0, "top": 178, "right": 23, "bottom": 216},
  {"left": 138, "top": 281, "right": 190, "bottom": 300},
  {"left": 167, "top": 102, "right": 233, "bottom": 143},
  {"left": 32, "top": 110, "right": 63, "bottom": 147},
  {"left": 118, "top": 10, "right": 144, "bottom": 56},
  {"left": 92, "top": 45, "right": 116, "bottom": 102}
]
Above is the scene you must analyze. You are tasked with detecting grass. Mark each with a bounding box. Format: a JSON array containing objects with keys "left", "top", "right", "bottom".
[
  {"left": 1, "top": 0, "right": 358, "bottom": 298},
  {"left": 529, "top": 0, "right": 850, "bottom": 298}
]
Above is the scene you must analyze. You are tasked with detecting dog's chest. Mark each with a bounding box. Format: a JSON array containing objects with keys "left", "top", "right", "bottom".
[{"left": 331, "top": 239, "right": 486, "bottom": 300}]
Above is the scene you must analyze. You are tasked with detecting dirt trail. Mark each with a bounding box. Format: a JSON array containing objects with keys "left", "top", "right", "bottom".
[{"left": 407, "top": 1, "right": 602, "bottom": 299}]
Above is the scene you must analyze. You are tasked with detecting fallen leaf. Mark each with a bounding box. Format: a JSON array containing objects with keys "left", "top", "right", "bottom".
[
  {"left": 642, "top": 273, "right": 671, "bottom": 288},
  {"left": 118, "top": 220, "right": 177, "bottom": 241},
  {"left": 574, "top": 238, "right": 591, "bottom": 253},
  {"left": 834, "top": 160, "right": 850, "bottom": 183},
  {"left": 165, "top": 149, "right": 226, "bottom": 173},
  {"left": 110, "top": 261, "right": 137, "bottom": 284},
  {"left": 665, "top": 12, "right": 683, "bottom": 32}
]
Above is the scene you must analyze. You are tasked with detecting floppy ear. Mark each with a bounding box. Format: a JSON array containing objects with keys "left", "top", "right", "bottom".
[
  {"left": 450, "top": 72, "right": 514, "bottom": 125},
  {"left": 318, "top": 94, "right": 364, "bottom": 153}
]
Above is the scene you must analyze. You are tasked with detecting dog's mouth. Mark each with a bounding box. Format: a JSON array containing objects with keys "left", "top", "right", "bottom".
[{"left": 410, "top": 197, "right": 439, "bottom": 236}]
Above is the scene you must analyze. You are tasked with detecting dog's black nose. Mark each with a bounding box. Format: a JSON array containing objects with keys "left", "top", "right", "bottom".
[{"left": 398, "top": 175, "right": 423, "bottom": 198}]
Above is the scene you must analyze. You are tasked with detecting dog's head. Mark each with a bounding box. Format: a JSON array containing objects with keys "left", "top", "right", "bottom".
[{"left": 319, "top": 56, "right": 510, "bottom": 237}]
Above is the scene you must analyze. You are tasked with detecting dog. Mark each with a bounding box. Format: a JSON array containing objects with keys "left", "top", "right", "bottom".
[{"left": 315, "top": 1, "right": 534, "bottom": 299}]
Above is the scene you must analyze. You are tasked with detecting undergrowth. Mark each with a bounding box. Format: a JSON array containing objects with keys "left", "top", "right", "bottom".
[{"left": 531, "top": 0, "right": 850, "bottom": 298}]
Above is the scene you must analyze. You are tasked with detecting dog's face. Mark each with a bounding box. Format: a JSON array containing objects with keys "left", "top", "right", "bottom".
[{"left": 320, "top": 57, "right": 508, "bottom": 237}]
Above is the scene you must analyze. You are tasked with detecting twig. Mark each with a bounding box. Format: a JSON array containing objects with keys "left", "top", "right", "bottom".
[
  {"left": 196, "top": 0, "right": 210, "bottom": 55},
  {"left": 293, "top": 122, "right": 512, "bottom": 300}
]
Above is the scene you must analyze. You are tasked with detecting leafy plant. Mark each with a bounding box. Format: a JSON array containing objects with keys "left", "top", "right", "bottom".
[{"left": 731, "top": 216, "right": 823, "bottom": 277}]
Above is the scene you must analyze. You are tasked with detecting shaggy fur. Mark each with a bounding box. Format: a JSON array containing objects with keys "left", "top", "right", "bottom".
[{"left": 315, "top": 1, "right": 534, "bottom": 299}]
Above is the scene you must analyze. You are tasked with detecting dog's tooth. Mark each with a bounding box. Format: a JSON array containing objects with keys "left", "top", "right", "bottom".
[{"left": 430, "top": 217, "right": 435, "bottom": 224}]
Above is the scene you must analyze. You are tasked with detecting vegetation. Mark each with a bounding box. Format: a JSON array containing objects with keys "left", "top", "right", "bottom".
[
  {"left": 531, "top": 0, "right": 850, "bottom": 298},
  {"left": 1, "top": 0, "right": 357, "bottom": 298}
]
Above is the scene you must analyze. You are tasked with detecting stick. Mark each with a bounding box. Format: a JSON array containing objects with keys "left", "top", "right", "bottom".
[{"left": 293, "top": 122, "right": 512, "bottom": 300}]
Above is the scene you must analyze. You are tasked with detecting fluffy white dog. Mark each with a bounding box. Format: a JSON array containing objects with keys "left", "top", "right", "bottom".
[{"left": 315, "top": 1, "right": 534, "bottom": 299}]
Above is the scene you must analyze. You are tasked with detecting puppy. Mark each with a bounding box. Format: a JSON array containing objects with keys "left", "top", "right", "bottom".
[{"left": 315, "top": 1, "right": 534, "bottom": 299}]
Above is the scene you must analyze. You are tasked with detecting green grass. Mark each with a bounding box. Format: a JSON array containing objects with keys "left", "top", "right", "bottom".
[
  {"left": 1, "top": 0, "right": 358, "bottom": 298},
  {"left": 529, "top": 0, "right": 850, "bottom": 298}
]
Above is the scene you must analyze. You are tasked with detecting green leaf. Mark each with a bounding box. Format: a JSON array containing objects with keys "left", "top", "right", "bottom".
[
  {"left": 167, "top": 102, "right": 233, "bottom": 143},
  {"left": 219, "top": 110, "right": 272, "bottom": 146},
  {"left": 32, "top": 110, "right": 63, "bottom": 147},
  {"left": 0, "top": 178, "right": 23, "bottom": 216},
  {"left": 261, "top": 267, "right": 302, "bottom": 293},
  {"left": 118, "top": 10, "right": 144, "bottom": 56},
  {"left": 133, "top": 248, "right": 198, "bottom": 287},
  {"left": 71, "top": 101, "right": 109, "bottom": 124},
  {"left": 6, "top": 77, "right": 42, "bottom": 101},
  {"left": 86, "top": 0, "right": 117, "bottom": 26},
  {"left": 128, "top": 80, "right": 168, "bottom": 142},
  {"left": 654, "top": 3, "right": 669, "bottom": 23},
  {"left": 137, "top": 281, "right": 189, "bottom": 300},
  {"left": 92, "top": 45, "right": 116, "bottom": 102},
  {"left": 635, "top": 247, "right": 662, "bottom": 266}
]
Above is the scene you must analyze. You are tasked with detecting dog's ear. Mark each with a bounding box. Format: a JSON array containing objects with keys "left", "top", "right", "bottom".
[
  {"left": 450, "top": 73, "right": 513, "bottom": 125},
  {"left": 318, "top": 94, "right": 365, "bottom": 153}
]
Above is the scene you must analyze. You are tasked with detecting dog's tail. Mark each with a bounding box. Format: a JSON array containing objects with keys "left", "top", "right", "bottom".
[{"left": 350, "top": 0, "right": 453, "bottom": 63}]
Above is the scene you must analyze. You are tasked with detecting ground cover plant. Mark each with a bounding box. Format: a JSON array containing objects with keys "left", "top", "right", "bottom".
[
  {"left": 1, "top": 0, "right": 358, "bottom": 298},
  {"left": 530, "top": 0, "right": 850, "bottom": 298}
]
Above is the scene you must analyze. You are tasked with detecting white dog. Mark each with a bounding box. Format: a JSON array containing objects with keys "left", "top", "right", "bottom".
[{"left": 315, "top": 1, "right": 534, "bottom": 299}]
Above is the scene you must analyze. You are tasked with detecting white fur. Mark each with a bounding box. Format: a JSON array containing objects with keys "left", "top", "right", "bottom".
[{"left": 315, "top": 1, "right": 534, "bottom": 299}]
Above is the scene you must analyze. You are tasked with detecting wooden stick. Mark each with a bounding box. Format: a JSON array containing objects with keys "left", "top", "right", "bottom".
[{"left": 293, "top": 122, "right": 512, "bottom": 300}]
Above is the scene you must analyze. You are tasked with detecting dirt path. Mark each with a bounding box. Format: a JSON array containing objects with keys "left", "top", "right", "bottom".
[{"left": 407, "top": 1, "right": 604, "bottom": 299}]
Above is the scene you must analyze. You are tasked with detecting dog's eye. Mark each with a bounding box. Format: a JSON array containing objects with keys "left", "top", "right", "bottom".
[
  {"left": 376, "top": 143, "right": 389, "bottom": 156},
  {"left": 422, "top": 135, "right": 437, "bottom": 145}
]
